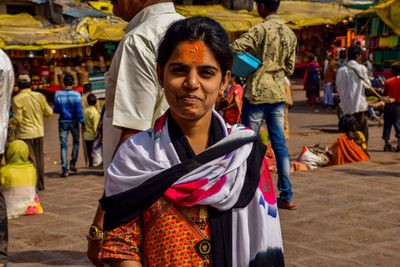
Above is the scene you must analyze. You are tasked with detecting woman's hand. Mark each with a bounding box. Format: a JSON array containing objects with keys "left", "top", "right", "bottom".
[
  {"left": 107, "top": 259, "right": 143, "bottom": 267},
  {"left": 87, "top": 238, "right": 104, "bottom": 267}
]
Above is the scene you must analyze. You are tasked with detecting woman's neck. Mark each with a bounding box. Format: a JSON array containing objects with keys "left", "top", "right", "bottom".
[{"left": 170, "top": 111, "right": 212, "bottom": 155}]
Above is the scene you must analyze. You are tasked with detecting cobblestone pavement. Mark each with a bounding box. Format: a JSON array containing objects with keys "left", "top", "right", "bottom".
[{"left": 6, "top": 80, "right": 400, "bottom": 266}]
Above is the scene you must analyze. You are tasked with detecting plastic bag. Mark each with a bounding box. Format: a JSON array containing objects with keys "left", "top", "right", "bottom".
[
  {"left": 297, "top": 145, "right": 329, "bottom": 170},
  {"left": 92, "top": 146, "right": 103, "bottom": 167}
]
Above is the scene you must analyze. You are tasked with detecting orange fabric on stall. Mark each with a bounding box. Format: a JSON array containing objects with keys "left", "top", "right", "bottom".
[{"left": 331, "top": 133, "right": 369, "bottom": 165}]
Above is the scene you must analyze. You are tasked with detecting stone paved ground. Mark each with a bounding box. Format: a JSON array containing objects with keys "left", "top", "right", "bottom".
[{"left": 6, "top": 79, "right": 400, "bottom": 266}]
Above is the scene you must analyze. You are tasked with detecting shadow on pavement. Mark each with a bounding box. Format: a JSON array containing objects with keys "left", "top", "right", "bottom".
[
  {"left": 335, "top": 169, "right": 400, "bottom": 177},
  {"left": 8, "top": 250, "right": 89, "bottom": 265},
  {"left": 46, "top": 172, "right": 65, "bottom": 179},
  {"left": 46, "top": 170, "right": 104, "bottom": 178}
]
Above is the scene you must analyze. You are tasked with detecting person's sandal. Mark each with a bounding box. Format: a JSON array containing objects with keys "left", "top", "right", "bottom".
[{"left": 277, "top": 198, "right": 297, "bottom": 210}]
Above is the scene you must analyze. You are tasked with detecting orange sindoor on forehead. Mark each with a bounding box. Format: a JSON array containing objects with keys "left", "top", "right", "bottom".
[{"left": 181, "top": 41, "right": 206, "bottom": 65}]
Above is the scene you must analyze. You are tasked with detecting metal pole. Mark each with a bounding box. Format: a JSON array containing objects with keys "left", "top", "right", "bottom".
[{"left": 48, "top": 0, "right": 55, "bottom": 22}]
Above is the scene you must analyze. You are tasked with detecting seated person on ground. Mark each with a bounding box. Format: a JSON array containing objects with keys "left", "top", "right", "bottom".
[
  {"left": 331, "top": 114, "right": 370, "bottom": 165},
  {"left": 0, "top": 140, "right": 42, "bottom": 218}
]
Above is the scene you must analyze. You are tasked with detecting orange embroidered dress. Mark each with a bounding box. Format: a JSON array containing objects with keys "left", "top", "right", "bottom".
[{"left": 101, "top": 197, "right": 211, "bottom": 265}]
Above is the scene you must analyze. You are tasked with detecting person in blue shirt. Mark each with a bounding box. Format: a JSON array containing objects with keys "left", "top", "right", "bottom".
[{"left": 53, "top": 74, "right": 85, "bottom": 177}]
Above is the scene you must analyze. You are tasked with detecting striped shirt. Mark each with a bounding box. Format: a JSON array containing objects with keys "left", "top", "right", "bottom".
[{"left": 53, "top": 89, "right": 85, "bottom": 124}]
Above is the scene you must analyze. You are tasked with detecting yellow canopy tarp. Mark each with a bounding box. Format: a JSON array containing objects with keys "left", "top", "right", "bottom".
[
  {"left": 0, "top": 13, "right": 105, "bottom": 50},
  {"left": 77, "top": 17, "right": 127, "bottom": 42},
  {"left": 358, "top": 0, "right": 400, "bottom": 35},
  {"left": 0, "top": 13, "right": 43, "bottom": 27},
  {"left": 279, "top": 1, "right": 360, "bottom": 29},
  {"left": 176, "top": 2, "right": 359, "bottom": 32},
  {"left": 175, "top": 5, "right": 262, "bottom": 32},
  {"left": 0, "top": 3, "right": 361, "bottom": 50}
]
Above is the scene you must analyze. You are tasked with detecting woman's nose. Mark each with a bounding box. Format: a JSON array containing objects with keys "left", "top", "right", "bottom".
[{"left": 184, "top": 69, "right": 200, "bottom": 90}]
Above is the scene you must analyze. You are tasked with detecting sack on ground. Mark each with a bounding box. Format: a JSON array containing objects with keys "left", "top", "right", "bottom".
[{"left": 297, "top": 145, "right": 329, "bottom": 170}]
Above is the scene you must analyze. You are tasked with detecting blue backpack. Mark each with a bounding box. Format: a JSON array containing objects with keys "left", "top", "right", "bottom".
[{"left": 371, "top": 75, "right": 386, "bottom": 88}]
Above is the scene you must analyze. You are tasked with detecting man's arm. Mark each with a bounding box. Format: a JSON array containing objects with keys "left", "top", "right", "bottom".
[
  {"left": 11, "top": 99, "right": 22, "bottom": 126},
  {"left": 230, "top": 24, "right": 263, "bottom": 55},
  {"left": 42, "top": 95, "right": 53, "bottom": 118},
  {"left": 118, "top": 128, "right": 141, "bottom": 147},
  {"left": 112, "top": 36, "right": 162, "bottom": 132},
  {"left": 53, "top": 95, "right": 60, "bottom": 114},
  {"left": 284, "top": 35, "right": 297, "bottom": 76}
]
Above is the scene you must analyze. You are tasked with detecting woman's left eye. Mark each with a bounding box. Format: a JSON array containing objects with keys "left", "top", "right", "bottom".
[{"left": 200, "top": 70, "right": 216, "bottom": 78}]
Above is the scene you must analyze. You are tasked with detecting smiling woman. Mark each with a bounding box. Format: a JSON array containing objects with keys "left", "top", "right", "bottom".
[{"left": 99, "top": 17, "right": 284, "bottom": 267}]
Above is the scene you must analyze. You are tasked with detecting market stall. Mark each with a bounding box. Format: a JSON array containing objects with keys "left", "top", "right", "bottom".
[
  {"left": 0, "top": 13, "right": 125, "bottom": 98},
  {"left": 1, "top": 2, "right": 363, "bottom": 95},
  {"left": 174, "top": 2, "right": 360, "bottom": 72},
  {"left": 355, "top": 0, "right": 400, "bottom": 78}
]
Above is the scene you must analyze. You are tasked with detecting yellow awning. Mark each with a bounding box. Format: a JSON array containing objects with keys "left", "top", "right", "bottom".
[
  {"left": 279, "top": 1, "right": 360, "bottom": 29},
  {"left": 175, "top": 5, "right": 261, "bottom": 32},
  {"left": 0, "top": 13, "right": 43, "bottom": 27},
  {"left": 0, "top": 13, "right": 112, "bottom": 50},
  {"left": 0, "top": 3, "right": 362, "bottom": 50},
  {"left": 79, "top": 17, "right": 127, "bottom": 42},
  {"left": 176, "top": 2, "right": 359, "bottom": 32}
]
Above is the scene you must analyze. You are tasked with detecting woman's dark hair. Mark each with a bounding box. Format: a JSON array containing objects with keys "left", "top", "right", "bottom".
[
  {"left": 63, "top": 74, "right": 74, "bottom": 87},
  {"left": 348, "top": 45, "right": 362, "bottom": 60},
  {"left": 255, "top": 0, "right": 280, "bottom": 12},
  {"left": 338, "top": 114, "right": 358, "bottom": 133},
  {"left": 83, "top": 83, "right": 92, "bottom": 94},
  {"left": 232, "top": 75, "right": 243, "bottom": 86},
  {"left": 308, "top": 54, "right": 315, "bottom": 62},
  {"left": 338, "top": 114, "right": 367, "bottom": 153},
  {"left": 87, "top": 93, "right": 97, "bottom": 106},
  {"left": 157, "top": 16, "right": 232, "bottom": 79}
]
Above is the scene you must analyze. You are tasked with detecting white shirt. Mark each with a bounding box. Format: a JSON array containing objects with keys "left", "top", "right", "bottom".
[
  {"left": 365, "top": 60, "right": 373, "bottom": 80},
  {"left": 336, "top": 60, "right": 371, "bottom": 115},
  {"left": 323, "top": 58, "right": 329, "bottom": 77},
  {"left": 0, "top": 49, "right": 15, "bottom": 155},
  {"left": 105, "top": 2, "right": 183, "bottom": 131}
]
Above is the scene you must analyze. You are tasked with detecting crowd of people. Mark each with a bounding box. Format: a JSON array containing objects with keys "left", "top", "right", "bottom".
[
  {"left": 303, "top": 42, "right": 400, "bottom": 157},
  {"left": 0, "top": 0, "right": 399, "bottom": 266},
  {"left": 0, "top": 68, "right": 101, "bottom": 265}
]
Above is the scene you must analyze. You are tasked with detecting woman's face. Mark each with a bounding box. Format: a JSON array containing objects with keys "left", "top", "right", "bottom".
[{"left": 158, "top": 40, "right": 230, "bottom": 122}]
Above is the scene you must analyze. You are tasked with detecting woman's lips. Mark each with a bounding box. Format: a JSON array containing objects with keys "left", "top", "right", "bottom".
[{"left": 179, "top": 95, "right": 202, "bottom": 103}]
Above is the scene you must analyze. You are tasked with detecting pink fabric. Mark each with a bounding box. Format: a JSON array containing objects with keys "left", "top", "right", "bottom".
[
  {"left": 258, "top": 157, "right": 276, "bottom": 205},
  {"left": 153, "top": 112, "right": 168, "bottom": 135},
  {"left": 164, "top": 176, "right": 227, "bottom": 206}
]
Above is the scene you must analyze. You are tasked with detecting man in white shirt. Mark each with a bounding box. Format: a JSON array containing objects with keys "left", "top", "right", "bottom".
[
  {"left": 0, "top": 48, "right": 14, "bottom": 267},
  {"left": 336, "top": 45, "right": 372, "bottom": 142},
  {"left": 87, "top": 0, "right": 183, "bottom": 265},
  {"left": 104, "top": 0, "right": 183, "bottom": 168}
]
